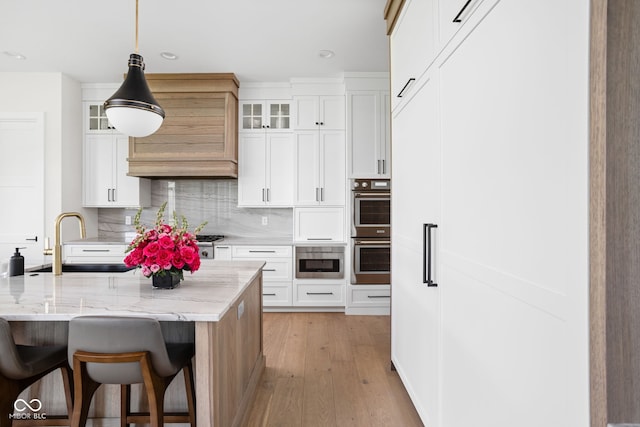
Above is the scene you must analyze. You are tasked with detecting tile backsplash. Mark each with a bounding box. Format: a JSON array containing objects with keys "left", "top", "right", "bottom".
[{"left": 98, "top": 179, "right": 293, "bottom": 241}]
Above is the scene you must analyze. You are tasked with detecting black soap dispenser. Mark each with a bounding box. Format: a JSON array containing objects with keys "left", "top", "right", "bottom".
[{"left": 9, "top": 247, "right": 25, "bottom": 277}]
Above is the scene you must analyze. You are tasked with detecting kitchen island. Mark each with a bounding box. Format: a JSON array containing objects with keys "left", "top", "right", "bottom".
[{"left": 0, "top": 260, "right": 265, "bottom": 427}]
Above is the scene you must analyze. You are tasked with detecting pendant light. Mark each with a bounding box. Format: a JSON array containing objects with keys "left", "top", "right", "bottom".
[{"left": 104, "top": 0, "right": 164, "bottom": 138}]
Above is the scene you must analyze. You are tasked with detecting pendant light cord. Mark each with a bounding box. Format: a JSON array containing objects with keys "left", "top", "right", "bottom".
[{"left": 135, "top": 0, "right": 139, "bottom": 54}]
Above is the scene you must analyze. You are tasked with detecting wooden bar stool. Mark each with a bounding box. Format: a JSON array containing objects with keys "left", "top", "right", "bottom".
[
  {"left": 68, "top": 316, "right": 195, "bottom": 427},
  {"left": 0, "top": 318, "right": 73, "bottom": 427}
]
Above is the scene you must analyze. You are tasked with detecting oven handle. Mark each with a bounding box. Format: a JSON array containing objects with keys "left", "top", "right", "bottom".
[
  {"left": 353, "top": 191, "right": 391, "bottom": 198},
  {"left": 353, "top": 239, "right": 391, "bottom": 246}
]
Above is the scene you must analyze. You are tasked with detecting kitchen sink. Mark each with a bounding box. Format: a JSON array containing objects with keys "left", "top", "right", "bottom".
[{"left": 28, "top": 264, "right": 136, "bottom": 273}]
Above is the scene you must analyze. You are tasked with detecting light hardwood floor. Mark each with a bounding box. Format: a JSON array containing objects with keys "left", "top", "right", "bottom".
[{"left": 243, "top": 312, "right": 424, "bottom": 427}]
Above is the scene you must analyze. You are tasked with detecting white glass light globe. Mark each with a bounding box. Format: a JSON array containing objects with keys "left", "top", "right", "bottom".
[{"left": 105, "top": 106, "right": 163, "bottom": 138}]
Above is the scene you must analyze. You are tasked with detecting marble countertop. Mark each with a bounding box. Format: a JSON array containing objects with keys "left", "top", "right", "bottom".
[{"left": 0, "top": 261, "right": 264, "bottom": 322}]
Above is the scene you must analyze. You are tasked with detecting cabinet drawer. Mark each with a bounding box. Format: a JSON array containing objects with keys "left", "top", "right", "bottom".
[
  {"left": 214, "top": 245, "right": 232, "bottom": 260},
  {"left": 262, "top": 284, "right": 293, "bottom": 306},
  {"left": 294, "top": 283, "right": 345, "bottom": 306},
  {"left": 350, "top": 286, "right": 391, "bottom": 306},
  {"left": 64, "top": 244, "right": 127, "bottom": 264},
  {"left": 244, "top": 259, "right": 292, "bottom": 282},
  {"left": 232, "top": 246, "right": 292, "bottom": 258}
]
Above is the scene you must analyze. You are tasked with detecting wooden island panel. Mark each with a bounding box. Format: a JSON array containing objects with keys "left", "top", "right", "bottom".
[{"left": 196, "top": 272, "right": 264, "bottom": 427}]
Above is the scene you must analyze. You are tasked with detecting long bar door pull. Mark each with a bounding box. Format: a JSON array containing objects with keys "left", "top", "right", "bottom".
[{"left": 423, "top": 223, "right": 438, "bottom": 287}]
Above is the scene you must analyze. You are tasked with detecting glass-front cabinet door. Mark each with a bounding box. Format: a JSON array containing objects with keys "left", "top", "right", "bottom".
[
  {"left": 269, "top": 102, "right": 290, "bottom": 130},
  {"left": 86, "top": 103, "right": 114, "bottom": 132},
  {"left": 240, "top": 101, "right": 290, "bottom": 131}
]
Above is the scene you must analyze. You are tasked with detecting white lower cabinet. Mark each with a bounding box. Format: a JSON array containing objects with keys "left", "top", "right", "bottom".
[
  {"left": 346, "top": 284, "right": 391, "bottom": 315},
  {"left": 213, "top": 245, "right": 232, "bottom": 260},
  {"left": 63, "top": 244, "right": 128, "bottom": 264},
  {"left": 294, "top": 280, "right": 345, "bottom": 306},
  {"left": 231, "top": 245, "right": 293, "bottom": 307},
  {"left": 261, "top": 284, "right": 292, "bottom": 306}
]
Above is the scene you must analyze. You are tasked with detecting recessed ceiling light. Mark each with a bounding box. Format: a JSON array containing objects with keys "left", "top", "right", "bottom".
[
  {"left": 160, "top": 52, "right": 178, "bottom": 60},
  {"left": 318, "top": 49, "right": 335, "bottom": 59},
  {"left": 3, "top": 51, "right": 26, "bottom": 60}
]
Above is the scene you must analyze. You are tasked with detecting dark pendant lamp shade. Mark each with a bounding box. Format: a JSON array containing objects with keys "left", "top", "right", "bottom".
[{"left": 104, "top": 53, "right": 165, "bottom": 138}]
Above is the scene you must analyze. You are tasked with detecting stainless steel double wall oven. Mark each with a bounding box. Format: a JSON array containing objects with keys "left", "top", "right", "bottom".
[{"left": 351, "top": 179, "right": 391, "bottom": 284}]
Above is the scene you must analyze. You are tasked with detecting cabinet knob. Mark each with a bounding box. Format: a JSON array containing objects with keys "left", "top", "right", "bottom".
[{"left": 315, "top": 122, "right": 319, "bottom": 125}]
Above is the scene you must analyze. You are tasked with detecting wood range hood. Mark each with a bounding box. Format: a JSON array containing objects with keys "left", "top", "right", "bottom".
[{"left": 127, "top": 73, "right": 239, "bottom": 178}]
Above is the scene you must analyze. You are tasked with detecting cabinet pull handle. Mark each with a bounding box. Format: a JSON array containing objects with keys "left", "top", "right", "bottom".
[
  {"left": 263, "top": 269, "right": 277, "bottom": 272},
  {"left": 25, "top": 236, "right": 38, "bottom": 242},
  {"left": 320, "top": 187, "right": 324, "bottom": 202},
  {"left": 263, "top": 293, "right": 277, "bottom": 296},
  {"left": 397, "top": 78, "right": 415, "bottom": 98},
  {"left": 107, "top": 189, "right": 111, "bottom": 202},
  {"left": 382, "top": 159, "right": 386, "bottom": 174},
  {"left": 453, "top": 0, "right": 473, "bottom": 22},
  {"left": 266, "top": 188, "right": 270, "bottom": 202},
  {"left": 423, "top": 223, "right": 438, "bottom": 287},
  {"left": 367, "top": 295, "right": 390, "bottom": 299},
  {"left": 82, "top": 249, "right": 111, "bottom": 252},
  {"left": 315, "top": 187, "right": 319, "bottom": 202},
  {"left": 250, "top": 250, "right": 277, "bottom": 253},
  {"left": 307, "top": 292, "right": 334, "bottom": 295},
  {"left": 307, "top": 238, "right": 332, "bottom": 241},
  {"left": 216, "top": 246, "right": 230, "bottom": 249},
  {"left": 262, "top": 188, "right": 266, "bottom": 202},
  {"left": 112, "top": 188, "right": 116, "bottom": 202}
]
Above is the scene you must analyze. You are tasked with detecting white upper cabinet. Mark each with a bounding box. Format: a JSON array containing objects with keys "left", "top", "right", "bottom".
[
  {"left": 83, "top": 133, "right": 150, "bottom": 208},
  {"left": 293, "top": 95, "right": 345, "bottom": 130},
  {"left": 294, "top": 131, "right": 346, "bottom": 206},
  {"left": 82, "top": 99, "right": 150, "bottom": 208},
  {"left": 347, "top": 90, "right": 391, "bottom": 178},
  {"left": 238, "top": 132, "right": 294, "bottom": 207},
  {"left": 240, "top": 100, "right": 291, "bottom": 132},
  {"left": 390, "top": 0, "right": 437, "bottom": 110},
  {"left": 294, "top": 207, "right": 345, "bottom": 243}
]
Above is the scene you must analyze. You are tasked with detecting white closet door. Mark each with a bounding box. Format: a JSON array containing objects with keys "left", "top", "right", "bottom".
[
  {"left": 0, "top": 113, "right": 45, "bottom": 267},
  {"left": 391, "top": 73, "right": 441, "bottom": 426},
  {"left": 437, "top": 0, "right": 589, "bottom": 425}
]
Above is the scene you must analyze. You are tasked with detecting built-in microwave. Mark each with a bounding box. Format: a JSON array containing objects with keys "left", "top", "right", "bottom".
[
  {"left": 295, "top": 246, "right": 344, "bottom": 279},
  {"left": 352, "top": 179, "right": 391, "bottom": 238}
]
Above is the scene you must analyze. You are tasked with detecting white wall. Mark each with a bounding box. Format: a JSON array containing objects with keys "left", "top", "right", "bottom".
[{"left": 0, "top": 72, "right": 98, "bottom": 248}]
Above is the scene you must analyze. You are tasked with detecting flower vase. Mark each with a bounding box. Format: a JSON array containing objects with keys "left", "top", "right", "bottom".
[{"left": 152, "top": 274, "right": 181, "bottom": 289}]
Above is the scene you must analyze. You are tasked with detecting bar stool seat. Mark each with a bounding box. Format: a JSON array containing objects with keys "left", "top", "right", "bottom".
[
  {"left": 68, "top": 316, "right": 195, "bottom": 427},
  {"left": 0, "top": 318, "right": 73, "bottom": 427}
]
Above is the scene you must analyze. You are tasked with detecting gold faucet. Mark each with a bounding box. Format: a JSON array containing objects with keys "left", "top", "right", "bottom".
[{"left": 43, "top": 212, "right": 86, "bottom": 275}]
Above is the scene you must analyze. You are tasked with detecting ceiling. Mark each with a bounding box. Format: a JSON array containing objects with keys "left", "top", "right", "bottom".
[{"left": 0, "top": 0, "right": 390, "bottom": 84}]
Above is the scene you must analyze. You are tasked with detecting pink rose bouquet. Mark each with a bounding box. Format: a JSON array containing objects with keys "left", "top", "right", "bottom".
[{"left": 124, "top": 202, "right": 207, "bottom": 280}]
